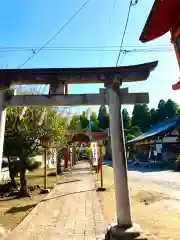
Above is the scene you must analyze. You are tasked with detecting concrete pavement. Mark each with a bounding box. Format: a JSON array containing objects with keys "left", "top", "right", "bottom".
[{"left": 7, "top": 161, "right": 105, "bottom": 240}]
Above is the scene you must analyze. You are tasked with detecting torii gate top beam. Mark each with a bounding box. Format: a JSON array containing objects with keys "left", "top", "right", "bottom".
[{"left": 0, "top": 61, "right": 157, "bottom": 88}]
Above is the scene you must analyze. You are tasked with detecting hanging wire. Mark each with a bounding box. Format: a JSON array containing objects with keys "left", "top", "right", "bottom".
[
  {"left": 17, "top": 0, "right": 92, "bottom": 69},
  {"left": 116, "top": 0, "right": 139, "bottom": 66},
  {"left": 98, "top": 0, "right": 118, "bottom": 66}
]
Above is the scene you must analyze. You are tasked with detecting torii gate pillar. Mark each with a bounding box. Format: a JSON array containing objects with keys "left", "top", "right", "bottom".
[
  {"left": 0, "top": 91, "right": 6, "bottom": 173},
  {"left": 105, "top": 83, "right": 141, "bottom": 239}
]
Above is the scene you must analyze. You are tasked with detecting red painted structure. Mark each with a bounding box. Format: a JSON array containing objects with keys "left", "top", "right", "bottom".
[
  {"left": 64, "top": 148, "right": 68, "bottom": 169},
  {"left": 139, "top": 0, "right": 180, "bottom": 90},
  {"left": 71, "top": 132, "right": 105, "bottom": 143},
  {"left": 140, "top": 0, "right": 180, "bottom": 43},
  {"left": 64, "top": 132, "right": 105, "bottom": 169}
]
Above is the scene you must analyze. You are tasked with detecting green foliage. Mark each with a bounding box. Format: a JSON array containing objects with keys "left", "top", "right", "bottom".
[
  {"left": 164, "top": 99, "right": 179, "bottom": 119},
  {"left": 4, "top": 106, "right": 67, "bottom": 158},
  {"left": 69, "top": 115, "right": 81, "bottom": 131},
  {"left": 70, "top": 110, "right": 100, "bottom": 133},
  {"left": 80, "top": 111, "right": 89, "bottom": 129},
  {"left": 86, "top": 147, "right": 92, "bottom": 160},
  {"left": 27, "top": 158, "right": 41, "bottom": 172},
  {"left": 176, "top": 155, "right": 180, "bottom": 164},
  {"left": 3, "top": 106, "right": 68, "bottom": 196},
  {"left": 98, "top": 105, "right": 109, "bottom": 130},
  {"left": 122, "top": 108, "right": 131, "bottom": 129},
  {"left": 132, "top": 104, "right": 151, "bottom": 132},
  {"left": 155, "top": 99, "right": 179, "bottom": 122},
  {"left": 156, "top": 99, "right": 166, "bottom": 122},
  {"left": 150, "top": 108, "right": 158, "bottom": 126},
  {"left": 4, "top": 157, "right": 41, "bottom": 176}
]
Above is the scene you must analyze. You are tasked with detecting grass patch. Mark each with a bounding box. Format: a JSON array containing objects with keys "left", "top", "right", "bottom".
[
  {"left": 97, "top": 166, "right": 180, "bottom": 240},
  {"left": 0, "top": 168, "right": 63, "bottom": 231}
]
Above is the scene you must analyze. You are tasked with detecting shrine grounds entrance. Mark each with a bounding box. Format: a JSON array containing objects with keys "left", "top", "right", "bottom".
[{"left": 0, "top": 61, "right": 158, "bottom": 238}]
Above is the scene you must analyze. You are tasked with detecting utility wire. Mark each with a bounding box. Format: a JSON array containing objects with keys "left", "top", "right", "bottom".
[
  {"left": 15, "top": 0, "right": 91, "bottom": 94},
  {"left": 0, "top": 44, "right": 172, "bottom": 50},
  {"left": 98, "top": 0, "right": 118, "bottom": 66},
  {"left": 0, "top": 47, "right": 173, "bottom": 53},
  {"left": 17, "top": 0, "right": 91, "bottom": 69},
  {"left": 116, "top": 0, "right": 139, "bottom": 66}
]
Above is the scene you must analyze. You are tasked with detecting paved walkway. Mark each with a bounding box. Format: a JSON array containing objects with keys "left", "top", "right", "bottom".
[{"left": 7, "top": 161, "right": 105, "bottom": 240}]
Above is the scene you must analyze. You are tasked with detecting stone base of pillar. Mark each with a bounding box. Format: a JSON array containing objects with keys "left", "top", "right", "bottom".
[{"left": 104, "top": 223, "right": 145, "bottom": 240}]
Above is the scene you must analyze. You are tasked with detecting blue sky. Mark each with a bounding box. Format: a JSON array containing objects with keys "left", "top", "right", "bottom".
[{"left": 0, "top": 0, "right": 179, "bottom": 115}]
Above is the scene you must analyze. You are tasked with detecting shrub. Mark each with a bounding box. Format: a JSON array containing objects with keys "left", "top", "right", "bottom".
[
  {"left": 27, "top": 158, "right": 42, "bottom": 172},
  {"left": 176, "top": 155, "right": 180, "bottom": 164},
  {"left": 5, "top": 157, "right": 41, "bottom": 175}
]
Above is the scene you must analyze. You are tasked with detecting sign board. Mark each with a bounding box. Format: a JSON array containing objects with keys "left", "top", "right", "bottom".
[{"left": 91, "top": 142, "right": 98, "bottom": 166}]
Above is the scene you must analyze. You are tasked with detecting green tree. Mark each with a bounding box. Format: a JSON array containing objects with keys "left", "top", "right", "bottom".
[
  {"left": 150, "top": 108, "right": 158, "bottom": 126},
  {"left": 90, "top": 112, "right": 98, "bottom": 123},
  {"left": 80, "top": 111, "right": 89, "bottom": 129},
  {"left": 90, "top": 112, "right": 100, "bottom": 132},
  {"left": 69, "top": 115, "right": 82, "bottom": 131},
  {"left": 131, "top": 104, "right": 151, "bottom": 132},
  {"left": 98, "top": 105, "right": 109, "bottom": 130},
  {"left": 164, "top": 99, "right": 178, "bottom": 119},
  {"left": 4, "top": 106, "right": 67, "bottom": 197},
  {"left": 124, "top": 126, "right": 141, "bottom": 141},
  {"left": 156, "top": 99, "right": 166, "bottom": 122},
  {"left": 122, "top": 108, "right": 131, "bottom": 129}
]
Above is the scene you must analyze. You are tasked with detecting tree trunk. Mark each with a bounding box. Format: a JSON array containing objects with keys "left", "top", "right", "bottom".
[
  {"left": 18, "top": 156, "right": 30, "bottom": 197},
  {"left": 7, "top": 156, "right": 17, "bottom": 189},
  {"left": 57, "top": 152, "right": 62, "bottom": 175}
]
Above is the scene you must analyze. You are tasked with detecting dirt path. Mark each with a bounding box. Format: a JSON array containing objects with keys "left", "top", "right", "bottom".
[
  {"left": 128, "top": 169, "right": 180, "bottom": 201},
  {"left": 97, "top": 166, "right": 180, "bottom": 240}
]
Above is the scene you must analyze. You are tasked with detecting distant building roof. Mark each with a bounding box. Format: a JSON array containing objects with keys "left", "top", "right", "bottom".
[{"left": 127, "top": 116, "right": 180, "bottom": 145}]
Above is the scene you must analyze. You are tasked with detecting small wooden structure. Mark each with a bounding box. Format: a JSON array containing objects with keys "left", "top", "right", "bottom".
[{"left": 127, "top": 116, "right": 180, "bottom": 166}]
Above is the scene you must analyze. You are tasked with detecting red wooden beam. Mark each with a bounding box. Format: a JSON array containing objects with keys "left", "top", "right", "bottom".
[
  {"left": 71, "top": 132, "right": 105, "bottom": 143},
  {"left": 140, "top": 0, "right": 180, "bottom": 43},
  {"left": 172, "top": 80, "right": 180, "bottom": 90}
]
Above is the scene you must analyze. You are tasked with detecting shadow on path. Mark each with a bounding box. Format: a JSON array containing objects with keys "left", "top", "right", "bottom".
[
  {"left": 103, "top": 160, "right": 168, "bottom": 173},
  {"left": 40, "top": 189, "right": 96, "bottom": 202},
  {"left": 6, "top": 204, "right": 36, "bottom": 214},
  {"left": 128, "top": 165, "right": 168, "bottom": 173},
  {"left": 56, "top": 179, "right": 81, "bottom": 185}
]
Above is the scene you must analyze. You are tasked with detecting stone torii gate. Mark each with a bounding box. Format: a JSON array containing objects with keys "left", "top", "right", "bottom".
[{"left": 0, "top": 61, "right": 158, "bottom": 238}]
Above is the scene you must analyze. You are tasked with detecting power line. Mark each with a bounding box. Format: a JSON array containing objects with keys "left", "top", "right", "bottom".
[
  {"left": 116, "top": 0, "right": 139, "bottom": 66},
  {"left": 17, "top": 0, "right": 92, "bottom": 69},
  {"left": 0, "top": 44, "right": 172, "bottom": 50},
  {"left": 0, "top": 47, "right": 173, "bottom": 54},
  {"left": 98, "top": 0, "right": 118, "bottom": 66}
]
